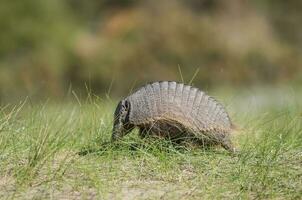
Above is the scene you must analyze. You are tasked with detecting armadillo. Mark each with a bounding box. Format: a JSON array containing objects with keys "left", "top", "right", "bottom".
[{"left": 112, "top": 81, "right": 236, "bottom": 153}]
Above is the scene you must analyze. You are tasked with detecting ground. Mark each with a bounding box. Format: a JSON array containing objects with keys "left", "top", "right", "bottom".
[{"left": 0, "top": 87, "right": 301, "bottom": 199}]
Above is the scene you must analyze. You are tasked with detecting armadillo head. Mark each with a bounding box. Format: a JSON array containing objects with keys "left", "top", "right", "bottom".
[{"left": 112, "top": 99, "right": 134, "bottom": 141}]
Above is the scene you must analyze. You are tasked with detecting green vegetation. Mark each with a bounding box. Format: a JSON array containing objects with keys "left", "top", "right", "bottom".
[
  {"left": 0, "top": 1, "right": 301, "bottom": 198},
  {"left": 1, "top": 88, "right": 301, "bottom": 199}
]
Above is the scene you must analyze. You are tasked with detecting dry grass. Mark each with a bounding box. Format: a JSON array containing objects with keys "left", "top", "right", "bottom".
[{"left": 0, "top": 87, "right": 301, "bottom": 199}]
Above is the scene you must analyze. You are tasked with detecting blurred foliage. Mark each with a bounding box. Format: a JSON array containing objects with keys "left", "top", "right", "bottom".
[{"left": 0, "top": 0, "right": 301, "bottom": 101}]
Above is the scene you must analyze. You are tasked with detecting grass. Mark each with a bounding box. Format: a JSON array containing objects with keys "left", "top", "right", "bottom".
[{"left": 0, "top": 88, "right": 301, "bottom": 199}]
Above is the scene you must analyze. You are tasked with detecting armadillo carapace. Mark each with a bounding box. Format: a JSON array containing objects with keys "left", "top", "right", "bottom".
[{"left": 112, "top": 81, "right": 236, "bottom": 153}]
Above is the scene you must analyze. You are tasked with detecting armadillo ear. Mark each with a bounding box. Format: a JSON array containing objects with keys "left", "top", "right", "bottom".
[
  {"left": 124, "top": 100, "right": 131, "bottom": 123},
  {"left": 124, "top": 100, "right": 130, "bottom": 111}
]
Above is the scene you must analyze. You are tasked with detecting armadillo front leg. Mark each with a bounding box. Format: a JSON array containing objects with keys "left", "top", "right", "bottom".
[{"left": 139, "top": 127, "right": 148, "bottom": 138}]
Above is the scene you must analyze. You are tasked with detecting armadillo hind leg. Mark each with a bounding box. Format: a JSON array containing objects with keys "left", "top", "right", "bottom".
[{"left": 221, "top": 138, "right": 236, "bottom": 154}]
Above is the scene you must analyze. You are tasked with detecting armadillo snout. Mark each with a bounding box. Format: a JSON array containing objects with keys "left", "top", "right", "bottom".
[
  {"left": 112, "top": 122, "right": 124, "bottom": 141},
  {"left": 112, "top": 120, "right": 135, "bottom": 142}
]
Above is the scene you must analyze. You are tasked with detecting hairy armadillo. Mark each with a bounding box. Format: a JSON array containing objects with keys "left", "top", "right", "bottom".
[{"left": 112, "top": 81, "right": 236, "bottom": 153}]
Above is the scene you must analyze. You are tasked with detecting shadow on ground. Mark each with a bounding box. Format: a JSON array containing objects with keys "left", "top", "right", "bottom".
[{"left": 78, "top": 139, "right": 231, "bottom": 157}]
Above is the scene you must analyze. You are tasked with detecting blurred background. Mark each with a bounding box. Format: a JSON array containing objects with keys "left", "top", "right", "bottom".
[{"left": 1, "top": 0, "right": 301, "bottom": 102}]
